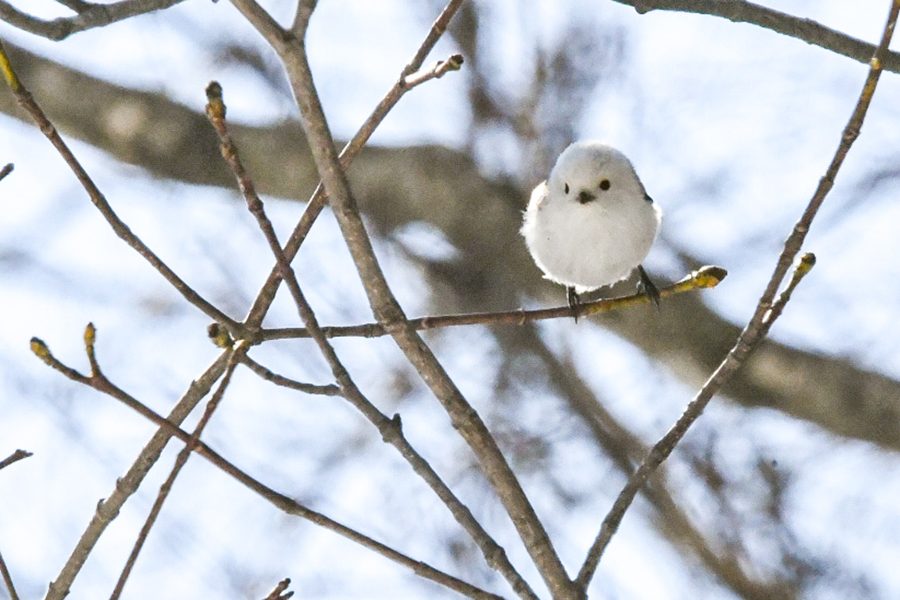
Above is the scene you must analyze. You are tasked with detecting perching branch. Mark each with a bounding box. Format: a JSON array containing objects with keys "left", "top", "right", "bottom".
[
  {"left": 258, "top": 266, "right": 727, "bottom": 342},
  {"left": 0, "top": 0, "right": 188, "bottom": 41},
  {"left": 614, "top": 0, "right": 900, "bottom": 73},
  {"left": 577, "top": 0, "right": 899, "bottom": 587}
]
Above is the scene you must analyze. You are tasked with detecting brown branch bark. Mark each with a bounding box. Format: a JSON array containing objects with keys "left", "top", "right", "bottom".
[
  {"left": 227, "top": 1, "right": 580, "bottom": 595},
  {"left": 0, "top": 449, "right": 31, "bottom": 471},
  {"left": 0, "top": 547, "right": 20, "bottom": 600}
]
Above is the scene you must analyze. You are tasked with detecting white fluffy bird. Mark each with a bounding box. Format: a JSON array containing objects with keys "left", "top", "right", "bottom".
[{"left": 521, "top": 141, "right": 662, "bottom": 313}]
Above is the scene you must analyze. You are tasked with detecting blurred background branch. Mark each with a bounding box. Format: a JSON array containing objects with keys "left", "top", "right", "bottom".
[{"left": 1, "top": 41, "right": 897, "bottom": 452}]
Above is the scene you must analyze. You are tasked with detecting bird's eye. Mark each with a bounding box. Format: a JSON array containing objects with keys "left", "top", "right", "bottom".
[
  {"left": 564, "top": 183, "right": 570, "bottom": 194},
  {"left": 599, "top": 179, "right": 611, "bottom": 191}
]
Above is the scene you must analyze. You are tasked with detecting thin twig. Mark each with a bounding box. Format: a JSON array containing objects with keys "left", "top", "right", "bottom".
[
  {"left": 0, "top": 449, "right": 32, "bottom": 471},
  {"left": 0, "top": 0, "right": 188, "bottom": 41},
  {"left": 761, "top": 254, "right": 816, "bottom": 327},
  {"left": 0, "top": 163, "right": 12, "bottom": 182},
  {"left": 259, "top": 266, "right": 727, "bottom": 341},
  {"left": 291, "top": 0, "right": 317, "bottom": 37},
  {"left": 0, "top": 41, "right": 240, "bottom": 332},
  {"left": 110, "top": 348, "right": 242, "bottom": 600},
  {"left": 206, "top": 80, "right": 537, "bottom": 600},
  {"left": 240, "top": 354, "right": 342, "bottom": 396},
  {"left": 262, "top": 578, "right": 293, "bottom": 600},
  {"left": 0, "top": 450, "right": 28, "bottom": 598},
  {"left": 402, "top": 54, "right": 464, "bottom": 87},
  {"left": 31, "top": 330, "right": 237, "bottom": 460},
  {"left": 31, "top": 330, "right": 498, "bottom": 600},
  {"left": 576, "top": 0, "right": 900, "bottom": 588},
  {"left": 0, "top": 547, "right": 20, "bottom": 600},
  {"left": 615, "top": 0, "right": 900, "bottom": 72}
]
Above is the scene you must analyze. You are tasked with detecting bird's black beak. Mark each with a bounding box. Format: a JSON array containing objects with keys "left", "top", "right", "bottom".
[{"left": 578, "top": 190, "right": 596, "bottom": 204}]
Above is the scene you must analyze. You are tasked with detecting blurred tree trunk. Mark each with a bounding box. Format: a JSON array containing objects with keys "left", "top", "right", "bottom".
[{"left": 3, "top": 42, "right": 898, "bottom": 453}]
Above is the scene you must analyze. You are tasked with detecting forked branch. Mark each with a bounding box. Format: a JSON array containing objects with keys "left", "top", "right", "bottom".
[
  {"left": 229, "top": 0, "right": 581, "bottom": 594},
  {"left": 206, "top": 79, "right": 537, "bottom": 600},
  {"left": 31, "top": 326, "right": 500, "bottom": 600}
]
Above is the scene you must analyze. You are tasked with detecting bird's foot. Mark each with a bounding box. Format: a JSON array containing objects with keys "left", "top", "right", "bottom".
[
  {"left": 638, "top": 265, "right": 661, "bottom": 309},
  {"left": 567, "top": 286, "right": 581, "bottom": 322}
]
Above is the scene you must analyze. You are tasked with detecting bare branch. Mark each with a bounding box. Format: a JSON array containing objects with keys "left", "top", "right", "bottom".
[
  {"left": 263, "top": 14, "right": 582, "bottom": 600},
  {"left": 206, "top": 81, "right": 537, "bottom": 600},
  {"left": 615, "top": 0, "right": 900, "bottom": 72},
  {"left": 0, "top": 449, "right": 31, "bottom": 471},
  {"left": 0, "top": 41, "right": 241, "bottom": 332},
  {"left": 42, "top": 347, "right": 232, "bottom": 600},
  {"left": 0, "top": 162, "right": 11, "bottom": 181},
  {"left": 239, "top": 353, "right": 342, "bottom": 396},
  {"left": 242, "top": 0, "right": 467, "bottom": 330},
  {"left": 0, "top": 0, "right": 188, "bottom": 41},
  {"left": 518, "top": 325, "right": 789, "bottom": 597},
  {"left": 109, "top": 349, "right": 242, "bottom": 600},
  {"left": 226, "top": 0, "right": 286, "bottom": 49},
  {"left": 577, "top": 0, "right": 900, "bottom": 586},
  {"left": 33, "top": 327, "right": 500, "bottom": 600},
  {"left": 0, "top": 547, "right": 20, "bottom": 600},
  {"left": 262, "top": 578, "right": 293, "bottom": 600},
  {"left": 290, "top": 0, "right": 317, "bottom": 37},
  {"left": 578, "top": 256, "right": 817, "bottom": 589}
]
